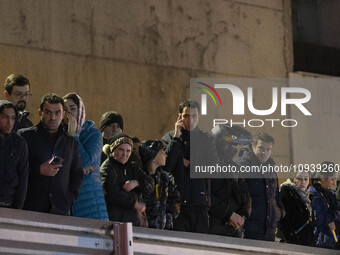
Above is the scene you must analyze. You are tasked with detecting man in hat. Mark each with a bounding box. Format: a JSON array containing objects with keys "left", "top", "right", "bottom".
[
  {"left": 4, "top": 74, "right": 33, "bottom": 132},
  {"left": 99, "top": 111, "right": 124, "bottom": 163},
  {"left": 0, "top": 100, "right": 29, "bottom": 209}
]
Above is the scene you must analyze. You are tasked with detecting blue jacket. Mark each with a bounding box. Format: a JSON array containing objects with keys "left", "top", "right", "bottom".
[
  {"left": 309, "top": 184, "right": 340, "bottom": 248},
  {"left": 72, "top": 121, "right": 109, "bottom": 220}
]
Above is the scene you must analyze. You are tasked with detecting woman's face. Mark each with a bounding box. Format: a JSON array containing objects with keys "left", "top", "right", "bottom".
[
  {"left": 320, "top": 174, "right": 338, "bottom": 190},
  {"left": 113, "top": 143, "right": 132, "bottom": 164},
  {"left": 152, "top": 149, "right": 167, "bottom": 167},
  {"left": 293, "top": 171, "right": 309, "bottom": 191},
  {"left": 63, "top": 99, "right": 78, "bottom": 122}
]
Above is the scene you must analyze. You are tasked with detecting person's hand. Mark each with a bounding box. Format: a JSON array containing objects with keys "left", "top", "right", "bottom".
[
  {"left": 329, "top": 222, "right": 336, "bottom": 231},
  {"left": 183, "top": 158, "right": 190, "bottom": 168},
  {"left": 40, "top": 160, "right": 62, "bottom": 176},
  {"left": 123, "top": 180, "right": 139, "bottom": 192},
  {"left": 228, "top": 212, "right": 245, "bottom": 230},
  {"left": 83, "top": 166, "right": 95, "bottom": 175},
  {"left": 174, "top": 115, "right": 185, "bottom": 138},
  {"left": 134, "top": 201, "right": 146, "bottom": 213},
  {"left": 67, "top": 113, "right": 77, "bottom": 136}
]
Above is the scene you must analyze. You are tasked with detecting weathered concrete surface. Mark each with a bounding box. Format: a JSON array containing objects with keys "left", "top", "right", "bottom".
[{"left": 0, "top": 0, "right": 293, "bottom": 163}]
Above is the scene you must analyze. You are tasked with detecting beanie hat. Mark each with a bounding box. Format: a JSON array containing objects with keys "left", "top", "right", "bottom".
[
  {"left": 99, "top": 111, "right": 124, "bottom": 132},
  {"left": 109, "top": 135, "right": 132, "bottom": 153},
  {"left": 139, "top": 140, "right": 164, "bottom": 170}
]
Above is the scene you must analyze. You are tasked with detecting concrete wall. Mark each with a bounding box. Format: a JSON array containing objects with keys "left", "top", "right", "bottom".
[{"left": 0, "top": 0, "right": 293, "bottom": 164}]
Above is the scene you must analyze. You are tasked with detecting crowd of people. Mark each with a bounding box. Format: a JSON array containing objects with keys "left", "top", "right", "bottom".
[{"left": 1, "top": 73, "right": 340, "bottom": 250}]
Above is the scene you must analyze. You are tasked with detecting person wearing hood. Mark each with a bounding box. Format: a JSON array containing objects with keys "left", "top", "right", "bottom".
[
  {"left": 63, "top": 93, "right": 108, "bottom": 220},
  {"left": 0, "top": 100, "right": 29, "bottom": 209},
  {"left": 100, "top": 136, "right": 153, "bottom": 226},
  {"left": 278, "top": 170, "right": 314, "bottom": 246},
  {"left": 236, "top": 133, "right": 285, "bottom": 241},
  {"left": 309, "top": 163, "right": 340, "bottom": 249},
  {"left": 4, "top": 74, "right": 33, "bottom": 132},
  {"left": 139, "top": 140, "right": 180, "bottom": 230}
]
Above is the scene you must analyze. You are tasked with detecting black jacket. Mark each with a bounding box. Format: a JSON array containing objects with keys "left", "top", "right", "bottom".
[
  {"left": 236, "top": 144, "right": 285, "bottom": 241},
  {"left": 18, "top": 122, "right": 83, "bottom": 215},
  {"left": 14, "top": 111, "right": 33, "bottom": 132},
  {"left": 278, "top": 180, "right": 314, "bottom": 246},
  {"left": 208, "top": 167, "right": 251, "bottom": 237},
  {"left": 0, "top": 101, "right": 29, "bottom": 209},
  {"left": 162, "top": 128, "right": 218, "bottom": 208},
  {"left": 100, "top": 157, "right": 153, "bottom": 226}
]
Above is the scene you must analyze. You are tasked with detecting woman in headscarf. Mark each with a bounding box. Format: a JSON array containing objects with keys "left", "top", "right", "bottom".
[{"left": 63, "top": 93, "right": 108, "bottom": 220}]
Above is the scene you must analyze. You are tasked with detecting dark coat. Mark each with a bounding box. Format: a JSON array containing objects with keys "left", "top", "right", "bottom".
[
  {"left": 162, "top": 128, "right": 218, "bottom": 208},
  {"left": 143, "top": 168, "right": 180, "bottom": 229},
  {"left": 0, "top": 100, "right": 29, "bottom": 209},
  {"left": 14, "top": 111, "right": 33, "bottom": 133},
  {"left": 208, "top": 168, "right": 251, "bottom": 237},
  {"left": 100, "top": 157, "right": 153, "bottom": 226},
  {"left": 278, "top": 180, "right": 314, "bottom": 246},
  {"left": 236, "top": 144, "right": 285, "bottom": 241},
  {"left": 310, "top": 184, "right": 340, "bottom": 248},
  {"left": 19, "top": 122, "right": 84, "bottom": 215}
]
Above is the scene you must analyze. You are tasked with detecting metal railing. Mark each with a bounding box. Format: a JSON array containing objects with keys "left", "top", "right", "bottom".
[{"left": 1, "top": 207, "right": 338, "bottom": 255}]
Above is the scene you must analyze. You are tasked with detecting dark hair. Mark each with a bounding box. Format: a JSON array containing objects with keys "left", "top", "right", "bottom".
[
  {"left": 63, "top": 93, "right": 80, "bottom": 108},
  {"left": 0, "top": 101, "right": 18, "bottom": 117},
  {"left": 131, "top": 136, "right": 141, "bottom": 144},
  {"left": 40, "top": 93, "right": 64, "bottom": 110},
  {"left": 253, "top": 133, "right": 275, "bottom": 147},
  {"left": 4, "top": 74, "right": 30, "bottom": 94},
  {"left": 178, "top": 99, "right": 200, "bottom": 114}
]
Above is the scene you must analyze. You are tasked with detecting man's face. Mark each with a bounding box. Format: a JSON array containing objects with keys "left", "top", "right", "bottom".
[
  {"left": 252, "top": 140, "right": 273, "bottom": 164},
  {"left": 39, "top": 102, "right": 65, "bottom": 133},
  {"left": 180, "top": 106, "right": 199, "bottom": 131},
  {"left": 4, "top": 85, "right": 30, "bottom": 111},
  {"left": 102, "top": 123, "right": 122, "bottom": 139},
  {"left": 0, "top": 107, "right": 16, "bottom": 137}
]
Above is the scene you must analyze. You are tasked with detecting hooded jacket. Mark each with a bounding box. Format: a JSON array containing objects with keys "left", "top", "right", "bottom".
[
  {"left": 310, "top": 183, "right": 340, "bottom": 248},
  {"left": 236, "top": 144, "right": 285, "bottom": 241},
  {"left": 18, "top": 122, "right": 83, "bottom": 215},
  {"left": 278, "top": 179, "right": 314, "bottom": 246},
  {"left": 100, "top": 157, "right": 153, "bottom": 225},
  {"left": 0, "top": 100, "right": 29, "bottom": 209},
  {"left": 71, "top": 120, "right": 109, "bottom": 220},
  {"left": 65, "top": 94, "right": 109, "bottom": 220}
]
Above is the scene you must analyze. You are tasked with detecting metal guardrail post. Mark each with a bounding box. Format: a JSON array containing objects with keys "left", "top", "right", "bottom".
[{"left": 114, "top": 222, "right": 133, "bottom": 255}]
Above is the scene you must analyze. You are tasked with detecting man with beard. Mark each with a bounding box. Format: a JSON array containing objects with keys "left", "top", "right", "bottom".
[
  {"left": 18, "top": 93, "right": 83, "bottom": 215},
  {"left": 4, "top": 74, "right": 33, "bottom": 131}
]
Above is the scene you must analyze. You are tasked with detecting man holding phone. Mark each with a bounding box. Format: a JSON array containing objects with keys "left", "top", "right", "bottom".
[
  {"left": 18, "top": 93, "right": 83, "bottom": 215},
  {"left": 162, "top": 99, "right": 218, "bottom": 233}
]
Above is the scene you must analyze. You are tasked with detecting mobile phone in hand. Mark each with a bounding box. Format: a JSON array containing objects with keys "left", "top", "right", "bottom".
[{"left": 49, "top": 156, "right": 64, "bottom": 165}]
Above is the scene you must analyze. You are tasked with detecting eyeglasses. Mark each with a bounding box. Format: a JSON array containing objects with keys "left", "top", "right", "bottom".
[{"left": 12, "top": 91, "right": 32, "bottom": 99}]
